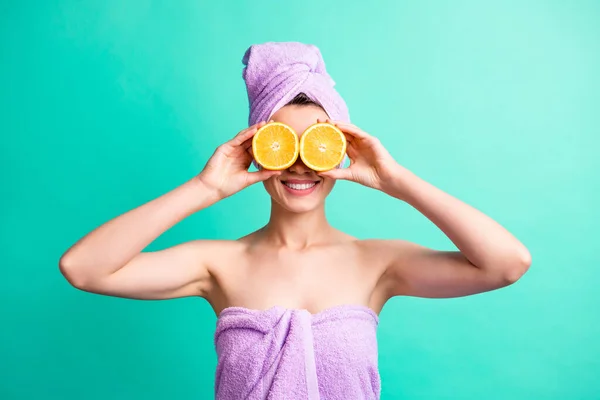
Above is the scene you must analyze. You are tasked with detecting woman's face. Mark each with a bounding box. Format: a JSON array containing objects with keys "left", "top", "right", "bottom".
[{"left": 261, "top": 104, "right": 336, "bottom": 213}]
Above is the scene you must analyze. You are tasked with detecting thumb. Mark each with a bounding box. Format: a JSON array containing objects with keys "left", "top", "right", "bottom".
[
  {"left": 246, "top": 169, "right": 282, "bottom": 185},
  {"left": 318, "top": 167, "right": 353, "bottom": 181}
]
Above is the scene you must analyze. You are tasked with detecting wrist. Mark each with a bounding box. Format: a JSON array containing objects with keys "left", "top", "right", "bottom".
[
  {"left": 186, "top": 176, "right": 222, "bottom": 210},
  {"left": 381, "top": 165, "right": 420, "bottom": 202}
]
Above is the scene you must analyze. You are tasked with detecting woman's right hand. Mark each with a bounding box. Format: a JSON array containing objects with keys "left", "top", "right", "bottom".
[{"left": 198, "top": 121, "right": 281, "bottom": 199}]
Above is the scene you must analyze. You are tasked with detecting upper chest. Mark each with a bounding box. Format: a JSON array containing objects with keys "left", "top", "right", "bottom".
[{"left": 211, "top": 241, "right": 387, "bottom": 311}]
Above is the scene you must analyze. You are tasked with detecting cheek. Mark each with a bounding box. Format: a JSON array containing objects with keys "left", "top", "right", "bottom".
[
  {"left": 262, "top": 177, "right": 280, "bottom": 196},
  {"left": 321, "top": 178, "right": 336, "bottom": 194}
]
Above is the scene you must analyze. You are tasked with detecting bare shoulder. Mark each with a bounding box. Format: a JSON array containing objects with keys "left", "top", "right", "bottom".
[
  {"left": 352, "top": 238, "right": 425, "bottom": 287},
  {"left": 342, "top": 238, "right": 408, "bottom": 278},
  {"left": 190, "top": 231, "right": 266, "bottom": 274},
  {"left": 187, "top": 238, "right": 250, "bottom": 267},
  {"left": 353, "top": 238, "right": 414, "bottom": 264}
]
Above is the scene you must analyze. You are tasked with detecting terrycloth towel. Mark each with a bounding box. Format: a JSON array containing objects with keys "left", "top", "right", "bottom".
[
  {"left": 214, "top": 305, "right": 380, "bottom": 399},
  {"left": 242, "top": 42, "right": 350, "bottom": 126}
]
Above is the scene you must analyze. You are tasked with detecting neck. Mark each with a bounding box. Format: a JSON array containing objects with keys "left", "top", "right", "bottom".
[{"left": 260, "top": 199, "right": 333, "bottom": 249}]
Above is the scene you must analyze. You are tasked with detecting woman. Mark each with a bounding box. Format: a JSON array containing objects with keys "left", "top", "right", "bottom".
[{"left": 59, "top": 42, "right": 531, "bottom": 399}]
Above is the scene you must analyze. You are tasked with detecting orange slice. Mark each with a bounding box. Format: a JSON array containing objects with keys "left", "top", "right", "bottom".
[
  {"left": 299, "top": 123, "right": 347, "bottom": 171},
  {"left": 252, "top": 122, "right": 299, "bottom": 170}
]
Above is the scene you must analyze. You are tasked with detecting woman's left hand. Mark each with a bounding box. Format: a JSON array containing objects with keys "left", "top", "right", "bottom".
[{"left": 317, "top": 120, "right": 403, "bottom": 193}]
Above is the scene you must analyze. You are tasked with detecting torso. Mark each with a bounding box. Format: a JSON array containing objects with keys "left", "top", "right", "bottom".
[
  {"left": 205, "top": 230, "right": 389, "bottom": 398},
  {"left": 203, "top": 231, "right": 391, "bottom": 317}
]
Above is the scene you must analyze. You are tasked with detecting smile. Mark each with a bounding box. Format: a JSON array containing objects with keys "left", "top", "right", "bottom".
[
  {"left": 280, "top": 180, "right": 320, "bottom": 196},
  {"left": 283, "top": 182, "right": 317, "bottom": 190}
]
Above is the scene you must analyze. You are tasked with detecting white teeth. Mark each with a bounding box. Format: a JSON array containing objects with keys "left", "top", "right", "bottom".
[{"left": 283, "top": 182, "right": 317, "bottom": 190}]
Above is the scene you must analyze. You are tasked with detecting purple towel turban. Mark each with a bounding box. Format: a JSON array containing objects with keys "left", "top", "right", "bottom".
[{"left": 242, "top": 42, "right": 350, "bottom": 126}]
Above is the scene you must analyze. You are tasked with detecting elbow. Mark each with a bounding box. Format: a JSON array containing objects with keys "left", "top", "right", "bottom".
[
  {"left": 59, "top": 254, "right": 92, "bottom": 290},
  {"left": 501, "top": 248, "right": 532, "bottom": 285}
]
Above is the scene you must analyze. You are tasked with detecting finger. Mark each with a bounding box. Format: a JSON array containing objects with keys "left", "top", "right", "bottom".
[
  {"left": 219, "top": 137, "right": 254, "bottom": 161},
  {"left": 235, "top": 121, "right": 264, "bottom": 138},
  {"left": 346, "top": 143, "right": 360, "bottom": 159},
  {"left": 246, "top": 169, "right": 282, "bottom": 185},
  {"left": 322, "top": 119, "right": 354, "bottom": 142},
  {"left": 343, "top": 133, "right": 355, "bottom": 143},
  {"left": 240, "top": 149, "right": 254, "bottom": 168},
  {"left": 230, "top": 121, "right": 267, "bottom": 146},
  {"left": 329, "top": 120, "right": 371, "bottom": 140},
  {"left": 318, "top": 167, "right": 353, "bottom": 181},
  {"left": 246, "top": 147, "right": 255, "bottom": 162},
  {"left": 241, "top": 137, "right": 254, "bottom": 151}
]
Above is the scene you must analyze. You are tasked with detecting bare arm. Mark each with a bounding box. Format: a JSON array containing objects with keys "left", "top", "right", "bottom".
[
  {"left": 59, "top": 122, "right": 280, "bottom": 300},
  {"left": 59, "top": 178, "right": 218, "bottom": 299},
  {"left": 321, "top": 120, "right": 531, "bottom": 299},
  {"left": 380, "top": 167, "right": 531, "bottom": 298}
]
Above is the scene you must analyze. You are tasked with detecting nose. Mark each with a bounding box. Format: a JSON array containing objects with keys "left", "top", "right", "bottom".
[{"left": 287, "top": 156, "right": 312, "bottom": 174}]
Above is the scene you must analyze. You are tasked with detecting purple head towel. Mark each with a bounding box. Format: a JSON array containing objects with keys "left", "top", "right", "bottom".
[
  {"left": 242, "top": 42, "right": 350, "bottom": 125},
  {"left": 214, "top": 305, "right": 380, "bottom": 399}
]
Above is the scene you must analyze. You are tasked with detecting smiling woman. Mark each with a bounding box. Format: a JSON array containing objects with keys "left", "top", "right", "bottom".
[
  {"left": 59, "top": 41, "right": 531, "bottom": 399},
  {"left": 260, "top": 102, "right": 341, "bottom": 214}
]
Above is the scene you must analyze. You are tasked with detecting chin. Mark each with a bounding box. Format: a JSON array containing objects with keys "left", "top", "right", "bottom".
[
  {"left": 264, "top": 176, "right": 334, "bottom": 213},
  {"left": 279, "top": 198, "right": 324, "bottom": 214}
]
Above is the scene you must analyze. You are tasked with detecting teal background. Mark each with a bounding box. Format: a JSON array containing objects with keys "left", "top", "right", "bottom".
[{"left": 2, "top": 1, "right": 599, "bottom": 399}]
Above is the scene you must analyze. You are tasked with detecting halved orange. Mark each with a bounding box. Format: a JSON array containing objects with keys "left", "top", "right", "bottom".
[
  {"left": 252, "top": 122, "right": 299, "bottom": 170},
  {"left": 299, "top": 123, "right": 347, "bottom": 171}
]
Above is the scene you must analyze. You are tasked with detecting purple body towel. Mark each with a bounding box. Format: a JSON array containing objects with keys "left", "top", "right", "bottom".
[{"left": 214, "top": 305, "right": 380, "bottom": 399}]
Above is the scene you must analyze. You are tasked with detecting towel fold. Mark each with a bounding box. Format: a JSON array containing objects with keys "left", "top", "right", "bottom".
[
  {"left": 214, "top": 305, "right": 380, "bottom": 399},
  {"left": 242, "top": 41, "right": 350, "bottom": 126}
]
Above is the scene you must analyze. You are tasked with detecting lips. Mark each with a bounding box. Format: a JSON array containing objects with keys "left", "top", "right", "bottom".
[
  {"left": 282, "top": 181, "right": 317, "bottom": 190},
  {"left": 280, "top": 179, "right": 321, "bottom": 196}
]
